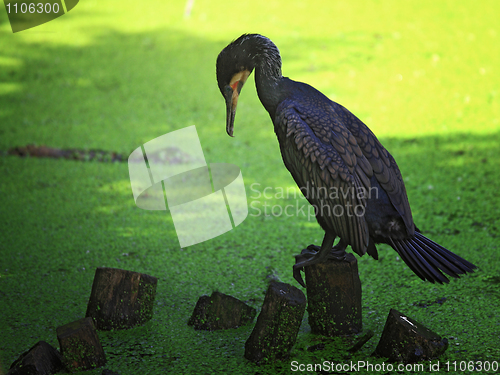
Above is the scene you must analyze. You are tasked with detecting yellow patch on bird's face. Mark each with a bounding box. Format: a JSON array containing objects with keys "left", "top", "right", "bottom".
[
  {"left": 228, "top": 69, "right": 251, "bottom": 112},
  {"left": 229, "top": 70, "right": 251, "bottom": 91},
  {"left": 230, "top": 84, "right": 239, "bottom": 111}
]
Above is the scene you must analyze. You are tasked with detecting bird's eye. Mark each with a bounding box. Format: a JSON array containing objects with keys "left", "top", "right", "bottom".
[{"left": 225, "top": 86, "right": 233, "bottom": 94}]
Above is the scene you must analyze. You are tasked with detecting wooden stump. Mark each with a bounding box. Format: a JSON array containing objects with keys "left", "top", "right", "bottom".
[
  {"left": 304, "top": 253, "right": 362, "bottom": 336},
  {"left": 373, "top": 309, "right": 449, "bottom": 363},
  {"left": 245, "top": 281, "right": 306, "bottom": 363},
  {"left": 86, "top": 267, "right": 158, "bottom": 330},
  {"left": 187, "top": 291, "right": 256, "bottom": 330},
  {"left": 56, "top": 317, "right": 106, "bottom": 371},
  {"left": 7, "top": 341, "right": 64, "bottom": 375}
]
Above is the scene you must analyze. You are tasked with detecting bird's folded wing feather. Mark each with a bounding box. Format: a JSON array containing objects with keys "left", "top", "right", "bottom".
[
  {"left": 327, "top": 102, "right": 415, "bottom": 236},
  {"left": 276, "top": 102, "right": 371, "bottom": 255}
]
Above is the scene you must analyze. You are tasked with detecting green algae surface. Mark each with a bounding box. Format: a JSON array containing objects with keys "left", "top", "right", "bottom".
[{"left": 1, "top": 1, "right": 500, "bottom": 374}]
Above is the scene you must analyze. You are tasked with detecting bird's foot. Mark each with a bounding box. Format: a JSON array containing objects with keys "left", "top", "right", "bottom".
[
  {"left": 293, "top": 244, "right": 347, "bottom": 287},
  {"left": 327, "top": 245, "right": 347, "bottom": 261},
  {"left": 293, "top": 246, "right": 317, "bottom": 288}
]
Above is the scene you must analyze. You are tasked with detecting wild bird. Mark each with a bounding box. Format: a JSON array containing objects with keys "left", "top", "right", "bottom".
[{"left": 216, "top": 34, "right": 476, "bottom": 287}]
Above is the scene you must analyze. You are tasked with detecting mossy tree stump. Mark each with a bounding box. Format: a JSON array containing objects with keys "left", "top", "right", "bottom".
[
  {"left": 373, "top": 309, "right": 449, "bottom": 363},
  {"left": 86, "top": 267, "right": 158, "bottom": 330},
  {"left": 245, "top": 281, "right": 306, "bottom": 363},
  {"left": 188, "top": 291, "right": 256, "bottom": 330},
  {"left": 7, "top": 341, "right": 64, "bottom": 375},
  {"left": 56, "top": 317, "right": 106, "bottom": 371},
  {"left": 304, "top": 253, "right": 362, "bottom": 336}
]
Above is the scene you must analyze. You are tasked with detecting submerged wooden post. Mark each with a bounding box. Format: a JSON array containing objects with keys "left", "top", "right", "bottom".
[
  {"left": 245, "top": 281, "right": 306, "bottom": 363},
  {"left": 7, "top": 341, "right": 64, "bottom": 375},
  {"left": 373, "top": 309, "right": 449, "bottom": 362},
  {"left": 188, "top": 291, "right": 257, "bottom": 330},
  {"left": 304, "top": 253, "right": 362, "bottom": 336},
  {"left": 86, "top": 267, "right": 158, "bottom": 330},
  {"left": 56, "top": 317, "right": 106, "bottom": 371}
]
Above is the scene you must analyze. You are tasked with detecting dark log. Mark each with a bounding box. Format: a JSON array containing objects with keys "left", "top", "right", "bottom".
[
  {"left": 56, "top": 317, "right": 106, "bottom": 371},
  {"left": 347, "top": 329, "right": 374, "bottom": 353},
  {"left": 373, "top": 309, "right": 449, "bottom": 363},
  {"left": 306, "top": 343, "right": 326, "bottom": 352},
  {"left": 86, "top": 267, "right": 158, "bottom": 330},
  {"left": 304, "top": 252, "right": 362, "bottom": 336},
  {"left": 7, "top": 144, "right": 124, "bottom": 162},
  {"left": 187, "top": 291, "right": 256, "bottom": 330},
  {"left": 245, "top": 281, "right": 306, "bottom": 363},
  {"left": 7, "top": 341, "right": 64, "bottom": 375},
  {"left": 101, "top": 370, "right": 121, "bottom": 375}
]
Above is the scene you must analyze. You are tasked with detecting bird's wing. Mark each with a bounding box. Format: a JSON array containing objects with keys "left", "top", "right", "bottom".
[
  {"left": 327, "top": 102, "right": 415, "bottom": 236},
  {"left": 275, "top": 101, "right": 371, "bottom": 256}
]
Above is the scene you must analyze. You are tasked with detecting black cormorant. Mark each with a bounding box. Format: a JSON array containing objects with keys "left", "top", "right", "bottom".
[{"left": 216, "top": 34, "right": 476, "bottom": 287}]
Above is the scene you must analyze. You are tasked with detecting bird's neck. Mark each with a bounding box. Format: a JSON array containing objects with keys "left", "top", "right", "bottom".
[
  {"left": 255, "top": 69, "right": 282, "bottom": 117},
  {"left": 253, "top": 51, "right": 285, "bottom": 119}
]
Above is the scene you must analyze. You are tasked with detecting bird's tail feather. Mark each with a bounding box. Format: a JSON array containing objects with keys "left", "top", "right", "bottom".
[{"left": 389, "top": 232, "right": 477, "bottom": 283}]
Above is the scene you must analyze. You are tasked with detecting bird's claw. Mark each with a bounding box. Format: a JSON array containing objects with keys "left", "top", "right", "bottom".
[
  {"left": 293, "top": 266, "right": 306, "bottom": 288},
  {"left": 292, "top": 244, "right": 347, "bottom": 287},
  {"left": 293, "top": 245, "right": 320, "bottom": 287},
  {"left": 327, "top": 247, "right": 347, "bottom": 261}
]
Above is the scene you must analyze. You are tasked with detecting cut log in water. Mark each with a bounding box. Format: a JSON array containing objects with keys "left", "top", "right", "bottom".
[
  {"left": 304, "top": 253, "right": 362, "bottom": 336},
  {"left": 7, "top": 341, "right": 64, "bottom": 375},
  {"left": 245, "top": 281, "right": 306, "bottom": 363},
  {"left": 56, "top": 317, "right": 106, "bottom": 371},
  {"left": 188, "top": 291, "right": 256, "bottom": 330},
  {"left": 86, "top": 267, "right": 158, "bottom": 330},
  {"left": 373, "top": 309, "right": 449, "bottom": 362}
]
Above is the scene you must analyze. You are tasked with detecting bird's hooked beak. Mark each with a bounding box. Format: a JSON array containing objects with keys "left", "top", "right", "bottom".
[{"left": 225, "top": 70, "right": 251, "bottom": 137}]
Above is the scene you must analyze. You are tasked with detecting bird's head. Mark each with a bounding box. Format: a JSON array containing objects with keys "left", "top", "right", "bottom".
[
  {"left": 216, "top": 35, "right": 259, "bottom": 137},
  {"left": 217, "top": 34, "right": 282, "bottom": 136}
]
